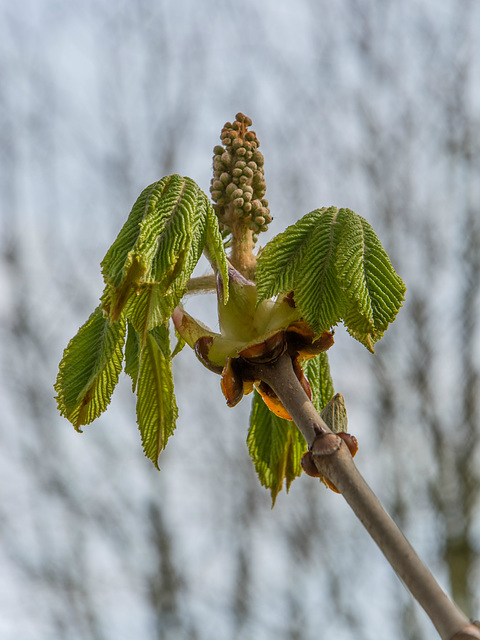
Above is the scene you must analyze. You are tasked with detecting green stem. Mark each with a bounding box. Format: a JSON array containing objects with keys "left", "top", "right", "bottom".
[
  {"left": 185, "top": 274, "right": 217, "bottom": 295},
  {"left": 228, "top": 210, "right": 257, "bottom": 280},
  {"left": 248, "top": 353, "right": 480, "bottom": 640}
]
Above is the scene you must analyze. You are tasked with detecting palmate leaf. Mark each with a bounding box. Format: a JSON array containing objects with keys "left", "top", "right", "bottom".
[
  {"left": 101, "top": 175, "right": 228, "bottom": 331},
  {"left": 135, "top": 324, "right": 178, "bottom": 468},
  {"left": 248, "top": 390, "right": 307, "bottom": 506},
  {"left": 54, "top": 307, "right": 126, "bottom": 430},
  {"left": 256, "top": 207, "right": 406, "bottom": 352}
]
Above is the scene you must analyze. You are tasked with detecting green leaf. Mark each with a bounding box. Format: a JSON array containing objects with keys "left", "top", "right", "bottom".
[
  {"left": 248, "top": 390, "right": 307, "bottom": 506},
  {"left": 136, "top": 324, "right": 178, "bottom": 468},
  {"left": 339, "top": 216, "right": 406, "bottom": 350},
  {"left": 101, "top": 175, "right": 226, "bottom": 328},
  {"left": 54, "top": 307, "right": 126, "bottom": 430},
  {"left": 295, "top": 208, "right": 350, "bottom": 334},
  {"left": 303, "top": 352, "right": 335, "bottom": 413},
  {"left": 126, "top": 284, "right": 171, "bottom": 346},
  {"left": 257, "top": 207, "right": 406, "bottom": 351},
  {"left": 204, "top": 195, "right": 229, "bottom": 303},
  {"left": 255, "top": 209, "right": 320, "bottom": 302},
  {"left": 125, "top": 320, "right": 141, "bottom": 391},
  {"left": 101, "top": 177, "right": 171, "bottom": 320}
]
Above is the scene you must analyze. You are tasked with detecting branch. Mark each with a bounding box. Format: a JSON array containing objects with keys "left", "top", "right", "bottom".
[{"left": 248, "top": 353, "right": 480, "bottom": 640}]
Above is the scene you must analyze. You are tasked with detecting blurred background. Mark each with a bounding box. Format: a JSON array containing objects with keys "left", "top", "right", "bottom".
[{"left": 1, "top": 1, "right": 479, "bottom": 638}]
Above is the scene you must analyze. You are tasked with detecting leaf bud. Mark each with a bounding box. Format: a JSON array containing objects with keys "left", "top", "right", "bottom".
[
  {"left": 214, "top": 145, "right": 224, "bottom": 155},
  {"left": 210, "top": 190, "right": 223, "bottom": 201},
  {"left": 243, "top": 191, "right": 252, "bottom": 202},
  {"left": 220, "top": 172, "right": 230, "bottom": 184},
  {"left": 238, "top": 175, "right": 248, "bottom": 185},
  {"left": 213, "top": 161, "right": 224, "bottom": 172},
  {"left": 244, "top": 202, "right": 252, "bottom": 212},
  {"left": 245, "top": 150, "right": 253, "bottom": 160},
  {"left": 232, "top": 168, "right": 243, "bottom": 178},
  {"left": 236, "top": 147, "right": 247, "bottom": 157},
  {"left": 212, "top": 179, "right": 223, "bottom": 191},
  {"left": 233, "top": 197, "right": 244, "bottom": 208},
  {"left": 232, "top": 188, "right": 243, "bottom": 199},
  {"left": 235, "top": 160, "right": 246, "bottom": 169},
  {"left": 242, "top": 167, "right": 254, "bottom": 178},
  {"left": 255, "top": 216, "right": 265, "bottom": 226}
]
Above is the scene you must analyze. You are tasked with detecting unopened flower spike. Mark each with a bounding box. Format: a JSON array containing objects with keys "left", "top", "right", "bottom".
[{"left": 210, "top": 112, "right": 271, "bottom": 279}]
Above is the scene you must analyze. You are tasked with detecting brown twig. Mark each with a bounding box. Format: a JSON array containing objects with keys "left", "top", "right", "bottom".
[{"left": 248, "top": 353, "right": 480, "bottom": 640}]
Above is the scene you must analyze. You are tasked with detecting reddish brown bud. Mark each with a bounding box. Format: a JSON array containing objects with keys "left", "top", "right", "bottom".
[
  {"left": 239, "top": 331, "right": 286, "bottom": 364},
  {"left": 221, "top": 357, "right": 244, "bottom": 407},
  {"left": 338, "top": 432, "right": 358, "bottom": 458}
]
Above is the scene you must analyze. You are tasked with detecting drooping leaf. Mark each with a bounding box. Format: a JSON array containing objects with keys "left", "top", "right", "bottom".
[
  {"left": 171, "top": 333, "right": 186, "bottom": 358},
  {"left": 339, "top": 216, "right": 406, "bottom": 350},
  {"left": 204, "top": 194, "right": 229, "bottom": 303},
  {"left": 125, "top": 320, "right": 141, "bottom": 391},
  {"left": 101, "top": 177, "right": 171, "bottom": 320},
  {"left": 256, "top": 207, "right": 406, "bottom": 351},
  {"left": 136, "top": 323, "right": 178, "bottom": 468},
  {"left": 255, "top": 209, "right": 320, "bottom": 302},
  {"left": 126, "top": 284, "right": 171, "bottom": 346},
  {"left": 101, "top": 175, "right": 228, "bottom": 329},
  {"left": 54, "top": 307, "right": 126, "bottom": 430},
  {"left": 294, "top": 208, "right": 350, "bottom": 335},
  {"left": 248, "top": 390, "right": 307, "bottom": 506},
  {"left": 303, "top": 352, "right": 335, "bottom": 414}
]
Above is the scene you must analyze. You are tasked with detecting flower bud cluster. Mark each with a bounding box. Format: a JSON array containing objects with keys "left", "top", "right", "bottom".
[{"left": 210, "top": 113, "right": 272, "bottom": 237}]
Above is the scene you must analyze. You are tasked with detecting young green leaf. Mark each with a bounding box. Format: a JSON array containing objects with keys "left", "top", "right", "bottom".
[
  {"left": 255, "top": 209, "right": 320, "bottom": 301},
  {"left": 248, "top": 390, "right": 307, "bottom": 506},
  {"left": 204, "top": 194, "right": 229, "bottom": 303},
  {"left": 125, "top": 320, "right": 141, "bottom": 391},
  {"left": 339, "top": 217, "right": 406, "bottom": 350},
  {"left": 101, "top": 177, "right": 171, "bottom": 320},
  {"left": 101, "top": 175, "right": 228, "bottom": 328},
  {"left": 54, "top": 307, "right": 126, "bottom": 430},
  {"left": 136, "top": 324, "right": 178, "bottom": 468},
  {"left": 256, "top": 207, "right": 405, "bottom": 351},
  {"left": 303, "top": 352, "right": 335, "bottom": 413}
]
